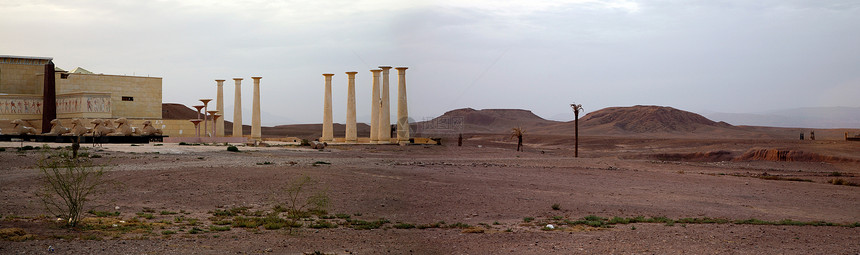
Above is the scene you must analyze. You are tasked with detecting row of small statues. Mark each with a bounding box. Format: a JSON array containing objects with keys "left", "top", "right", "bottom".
[{"left": 3, "top": 118, "right": 163, "bottom": 136}]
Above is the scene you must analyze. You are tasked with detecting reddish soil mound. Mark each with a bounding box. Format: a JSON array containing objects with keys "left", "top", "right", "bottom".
[
  {"left": 734, "top": 148, "right": 858, "bottom": 163},
  {"left": 580, "top": 105, "right": 731, "bottom": 132},
  {"left": 161, "top": 103, "right": 198, "bottom": 120},
  {"left": 419, "top": 108, "right": 557, "bottom": 133}
]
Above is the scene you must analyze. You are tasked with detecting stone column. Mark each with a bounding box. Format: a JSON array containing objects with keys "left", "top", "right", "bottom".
[
  {"left": 378, "top": 66, "right": 392, "bottom": 143},
  {"left": 321, "top": 74, "right": 334, "bottom": 142},
  {"left": 215, "top": 79, "right": 225, "bottom": 137},
  {"left": 395, "top": 67, "right": 409, "bottom": 144},
  {"left": 232, "top": 78, "right": 243, "bottom": 137},
  {"left": 345, "top": 72, "right": 358, "bottom": 143},
  {"left": 369, "top": 69, "right": 382, "bottom": 143},
  {"left": 251, "top": 77, "right": 262, "bottom": 141}
]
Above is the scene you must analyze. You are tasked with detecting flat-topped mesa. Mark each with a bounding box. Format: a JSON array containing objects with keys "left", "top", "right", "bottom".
[
  {"left": 215, "top": 79, "right": 225, "bottom": 137},
  {"left": 395, "top": 67, "right": 409, "bottom": 144},
  {"left": 321, "top": 74, "right": 335, "bottom": 142},
  {"left": 369, "top": 69, "right": 383, "bottom": 143},
  {"left": 232, "top": 78, "right": 243, "bottom": 137},
  {"left": 345, "top": 72, "right": 358, "bottom": 142},
  {"left": 378, "top": 66, "right": 393, "bottom": 143},
  {"left": 251, "top": 77, "right": 263, "bottom": 141}
]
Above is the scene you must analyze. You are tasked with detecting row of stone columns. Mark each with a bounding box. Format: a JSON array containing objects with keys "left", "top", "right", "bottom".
[
  {"left": 321, "top": 66, "right": 408, "bottom": 144},
  {"left": 214, "top": 77, "right": 262, "bottom": 141}
]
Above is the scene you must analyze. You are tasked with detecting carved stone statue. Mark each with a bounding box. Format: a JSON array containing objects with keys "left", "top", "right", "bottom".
[
  {"left": 62, "top": 118, "right": 90, "bottom": 136},
  {"left": 108, "top": 118, "right": 134, "bottom": 136},
  {"left": 6, "top": 119, "right": 38, "bottom": 135},
  {"left": 139, "top": 120, "right": 163, "bottom": 136},
  {"left": 43, "top": 119, "right": 71, "bottom": 136},
  {"left": 91, "top": 119, "right": 113, "bottom": 136}
]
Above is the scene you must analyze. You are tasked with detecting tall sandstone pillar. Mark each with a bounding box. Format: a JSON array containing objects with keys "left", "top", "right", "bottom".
[
  {"left": 369, "top": 69, "right": 382, "bottom": 143},
  {"left": 321, "top": 74, "right": 334, "bottom": 142},
  {"left": 215, "top": 79, "right": 225, "bottom": 137},
  {"left": 345, "top": 72, "right": 358, "bottom": 143},
  {"left": 251, "top": 77, "right": 262, "bottom": 141},
  {"left": 232, "top": 78, "right": 243, "bottom": 137},
  {"left": 378, "top": 66, "right": 392, "bottom": 143},
  {"left": 395, "top": 67, "right": 409, "bottom": 144}
]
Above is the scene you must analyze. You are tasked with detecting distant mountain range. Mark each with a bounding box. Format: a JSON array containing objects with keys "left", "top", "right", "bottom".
[
  {"left": 163, "top": 103, "right": 859, "bottom": 140},
  {"left": 702, "top": 107, "right": 860, "bottom": 129}
]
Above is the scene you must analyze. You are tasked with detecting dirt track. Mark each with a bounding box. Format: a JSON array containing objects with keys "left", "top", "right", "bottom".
[{"left": 1, "top": 137, "right": 858, "bottom": 254}]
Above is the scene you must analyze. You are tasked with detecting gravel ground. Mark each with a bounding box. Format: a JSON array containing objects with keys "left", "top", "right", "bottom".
[{"left": 1, "top": 138, "right": 858, "bottom": 254}]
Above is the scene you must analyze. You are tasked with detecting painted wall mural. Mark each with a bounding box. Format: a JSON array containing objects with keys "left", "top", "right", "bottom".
[
  {"left": 0, "top": 94, "right": 111, "bottom": 115},
  {"left": 0, "top": 97, "right": 43, "bottom": 115}
]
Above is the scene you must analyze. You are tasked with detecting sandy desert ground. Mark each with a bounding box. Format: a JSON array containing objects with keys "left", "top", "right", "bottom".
[{"left": 0, "top": 134, "right": 858, "bottom": 254}]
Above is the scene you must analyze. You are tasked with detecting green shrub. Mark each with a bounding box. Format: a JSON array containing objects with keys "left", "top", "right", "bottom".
[
  {"left": 227, "top": 146, "right": 240, "bottom": 152},
  {"left": 393, "top": 223, "right": 415, "bottom": 229},
  {"left": 551, "top": 204, "right": 560, "bottom": 210},
  {"left": 209, "top": 225, "right": 231, "bottom": 231}
]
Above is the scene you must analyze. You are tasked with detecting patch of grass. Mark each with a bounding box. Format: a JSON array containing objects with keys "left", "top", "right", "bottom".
[
  {"left": 345, "top": 218, "right": 389, "bottom": 230},
  {"left": 189, "top": 227, "right": 204, "bottom": 234},
  {"left": 211, "top": 207, "right": 248, "bottom": 217},
  {"left": 416, "top": 221, "right": 445, "bottom": 229},
  {"left": 161, "top": 230, "right": 176, "bottom": 235},
  {"left": 393, "top": 223, "right": 415, "bottom": 229},
  {"left": 551, "top": 203, "right": 561, "bottom": 210},
  {"left": 335, "top": 213, "right": 351, "bottom": 219},
  {"left": 88, "top": 210, "right": 120, "bottom": 217},
  {"left": 136, "top": 212, "right": 154, "bottom": 220},
  {"left": 309, "top": 220, "right": 338, "bottom": 229},
  {"left": 160, "top": 211, "right": 178, "bottom": 215},
  {"left": 523, "top": 217, "right": 534, "bottom": 223},
  {"left": 210, "top": 225, "right": 231, "bottom": 231},
  {"left": 829, "top": 172, "right": 843, "bottom": 177},
  {"left": 446, "top": 222, "right": 471, "bottom": 229},
  {"left": 492, "top": 221, "right": 501, "bottom": 225}
]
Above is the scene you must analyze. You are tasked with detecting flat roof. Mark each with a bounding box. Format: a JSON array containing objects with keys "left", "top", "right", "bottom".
[{"left": 0, "top": 55, "right": 53, "bottom": 60}]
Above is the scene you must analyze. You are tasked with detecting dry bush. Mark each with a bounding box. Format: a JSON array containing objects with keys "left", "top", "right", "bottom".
[{"left": 37, "top": 150, "right": 109, "bottom": 227}]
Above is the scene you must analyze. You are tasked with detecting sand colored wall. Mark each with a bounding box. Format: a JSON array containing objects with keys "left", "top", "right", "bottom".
[
  {"left": 0, "top": 58, "right": 50, "bottom": 95},
  {"left": 55, "top": 73, "right": 161, "bottom": 119}
]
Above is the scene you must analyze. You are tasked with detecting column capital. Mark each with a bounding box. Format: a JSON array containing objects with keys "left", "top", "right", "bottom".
[
  {"left": 251, "top": 76, "right": 262, "bottom": 80},
  {"left": 395, "top": 67, "right": 408, "bottom": 71},
  {"left": 322, "top": 73, "right": 335, "bottom": 77},
  {"left": 233, "top": 78, "right": 243, "bottom": 81},
  {"left": 345, "top": 71, "right": 358, "bottom": 75},
  {"left": 215, "top": 79, "right": 226, "bottom": 82},
  {"left": 371, "top": 69, "right": 382, "bottom": 74},
  {"left": 378, "top": 66, "right": 393, "bottom": 70}
]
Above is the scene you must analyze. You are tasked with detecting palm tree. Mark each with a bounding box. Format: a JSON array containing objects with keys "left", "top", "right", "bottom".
[
  {"left": 570, "top": 103, "right": 583, "bottom": 157},
  {"left": 510, "top": 127, "right": 524, "bottom": 152}
]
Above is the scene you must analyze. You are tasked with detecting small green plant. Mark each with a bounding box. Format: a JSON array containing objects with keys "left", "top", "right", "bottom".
[
  {"left": 551, "top": 204, "right": 560, "bottom": 210},
  {"left": 393, "top": 223, "right": 415, "bottom": 229},
  {"left": 523, "top": 217, "right": 534, "bottom": 223},
  {"left": 335, "top": 213, "right": 351, "bottom": 219},
  {"left": 209, "top": 225, "right": 231, "bottom": 231},
  {"left": 136, "top": 212, "right": 154, "bottom": 220},
  {"left": 256, "top": 161, "right": 274, "bottom": 165},
  {"left": 310, "top": 220, "right": 338, "bottom": 229},
  {"left": 189, "top": 227, "right": 203, "bottom": 234},
  {"left": 283, "top": 176, "right": 330, "bottom": 218},
  {"left": 492, "top": 221, "right": 500, "bottom": 225},
  {"left": 161, "top": 230, "right": 176, "bottom": 235},
  {"left": 87, "top": 210, "right": 120, "bottom": 217},
  {"left": 227, "top": 146, "right": 240, "bottom": 152},
  {"left": 160, "top": 210, "right": 178, "bottom": 215}
]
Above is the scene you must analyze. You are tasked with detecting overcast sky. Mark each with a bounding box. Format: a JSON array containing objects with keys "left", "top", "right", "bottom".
[{"left": 2, "top": 0, "right": 859, "bottom": 124}]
